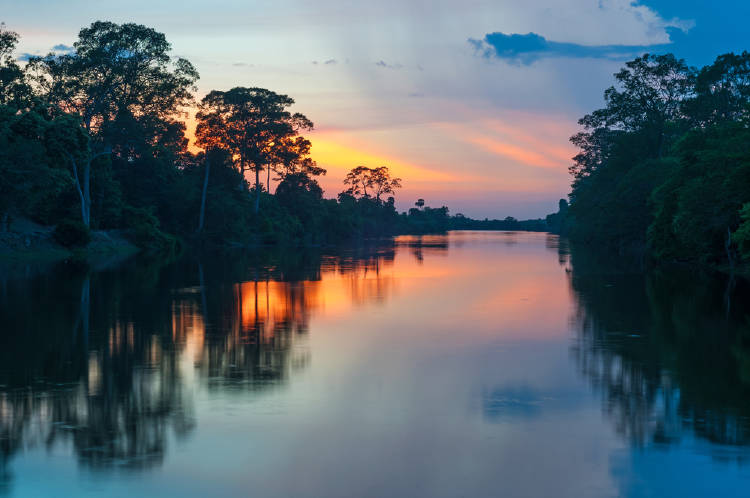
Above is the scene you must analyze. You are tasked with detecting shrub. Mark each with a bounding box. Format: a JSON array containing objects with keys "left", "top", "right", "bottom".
[
  {"left": 732, "top": 203, "right": 750, "bottom": 260},
  {"left": 53, "top": 220, "right": 91, "bottom": 248},
  {"left": 122, "top": 206, "right": 178, "bottom": 253}
]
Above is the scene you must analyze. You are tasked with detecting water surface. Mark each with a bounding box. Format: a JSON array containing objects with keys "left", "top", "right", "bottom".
[{"left": 2, "top": 231, "right": 750, "bottom": 497}]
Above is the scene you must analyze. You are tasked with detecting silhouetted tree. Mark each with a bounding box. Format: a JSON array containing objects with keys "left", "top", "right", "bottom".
[
  {"left": 194, "top": 87, "right": 313, "bottom": 213},
  {"left": 369, "top": 166, "right": 402, "bottom": 202},
  {"left": 0, "top": 24, "right": 31, "bottom": 108},
  {"left": 685, "top": 51, "right": 750, "bottom": 126},
  {"left": 342, "top": 165, "right": 401, "bottom": 203},
  {"left": 343, "top": 166, "right": 372, "bottom": 198},
  {"left": 26, "top": 21, "right": 198, "bottom": 226},
  {"left": 274, "top": 136, "right": 326, "bottom": 180}
]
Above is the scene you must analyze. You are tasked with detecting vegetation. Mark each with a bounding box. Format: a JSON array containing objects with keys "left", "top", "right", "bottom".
[
  {"left": 451, "top": 214, "right": 547, "bottom": 232},
  {"left": 52, "top": 219, "right": 91, "bottom": 247},
  {"left": 561, "top": 52, "right": 750, "bottom": 268},
  {"left": 2, "top": 20, "right": 549, "bottom": 254}
]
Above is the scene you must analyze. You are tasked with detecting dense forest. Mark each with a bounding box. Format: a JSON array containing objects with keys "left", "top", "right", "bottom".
[
  {"left": 9, "top": 21, "right": 746, "bottom": 269},
  {"left": 556, "top": 51, "right": 750, "bottom": 269},
  {"left": 1, "top": 21, "right": 514, "bottom": 254}
]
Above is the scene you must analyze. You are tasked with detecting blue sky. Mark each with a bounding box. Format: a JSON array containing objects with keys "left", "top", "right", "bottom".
[{"left": 1, "top": 0, "right": 746, "bottom": 218}]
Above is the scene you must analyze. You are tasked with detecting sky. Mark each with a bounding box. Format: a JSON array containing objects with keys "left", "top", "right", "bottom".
[{"left": 2, "top": 0, "right": 748, "bottom": 218}]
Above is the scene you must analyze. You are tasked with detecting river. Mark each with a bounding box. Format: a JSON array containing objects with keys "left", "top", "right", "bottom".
[{"left": 1, "top": 231, "right": 750, "bottom": 497}]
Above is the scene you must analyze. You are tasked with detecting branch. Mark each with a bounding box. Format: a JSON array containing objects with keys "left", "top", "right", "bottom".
[{"left": 90, "top": 146, "right": 113, "bottom": 161}]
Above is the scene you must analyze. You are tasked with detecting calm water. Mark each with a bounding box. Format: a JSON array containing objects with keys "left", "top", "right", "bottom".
[{"left": 2, "top": 231, "right": 750, "bottom": 497}]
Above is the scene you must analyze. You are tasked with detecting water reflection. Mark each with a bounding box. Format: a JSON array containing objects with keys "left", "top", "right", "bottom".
[
  {"left": 3, "top": 233, "right": 750, "bottom": 496},
  {"left": 567, "top": 244, "right": 750, "bottom": 457},
  {"left": 0, "top": 243, "right": 444, "bottom": 491}
]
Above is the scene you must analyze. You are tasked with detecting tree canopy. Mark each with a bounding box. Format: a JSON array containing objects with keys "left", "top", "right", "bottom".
[
  {"left": 563, "top": 51, "right": 750, "bottom": 267},
  {"left": 0, "top": 20, "right": 462, "bottom": 250},
  {"left": 195, "top": 87, "right": 314, "bottom": 212}
]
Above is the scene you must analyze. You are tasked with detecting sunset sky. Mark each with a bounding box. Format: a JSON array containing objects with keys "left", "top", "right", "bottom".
[{"left": 3, "top": 0, "right": 747, "bottom": 218}]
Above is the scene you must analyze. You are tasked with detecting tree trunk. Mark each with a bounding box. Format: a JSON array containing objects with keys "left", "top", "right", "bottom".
[
  {"left": 83, "top": 160, "right": 91, "bottom": 227},
  {"left": 254, "top": 166, "right": 261, "bottom": 214},
  {"left": 725, "top": 226, "right": 735, "bottom": 270},
  {"left": 197, "top": 158, "right": 211, "bottom": 233},
  {"left": 68, "top": 149, "right": 109, "bottom": 228},
  {"left": 66, "top": 153, "right": 88, "bottom": 227},
  {"left": 266, "top": 165, "right": 271, "bottom": 193}
]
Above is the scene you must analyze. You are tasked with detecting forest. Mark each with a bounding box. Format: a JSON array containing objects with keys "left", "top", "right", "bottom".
[
  {"left": 555, "top": 51, "right": 750, "bottom": 269},
  {"left": 0, "top": 21, "right": 497, "bottom": 255},
  {"left": 8, "top": 21, "right": 746, "bottom": 269}
]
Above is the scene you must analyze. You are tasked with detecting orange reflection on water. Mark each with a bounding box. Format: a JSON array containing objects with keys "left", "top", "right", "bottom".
[
  {"left": 238, "top": 280, "right": 322, "bottom": 341},
  {"left": 235, "top": 257, "right": 399, "bottom": 337}
]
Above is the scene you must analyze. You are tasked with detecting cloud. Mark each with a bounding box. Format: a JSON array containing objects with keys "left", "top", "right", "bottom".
[
  {"left": 375, "top": 60, "right": 403, "bottom": 69},
  {"left": 470, "top": 31, "right": 678, "bottom": 64},
  {"left": 312, "top": 59, "right": 338, "bottom": 66},
  {"left": 17, "top": 43, "right": 73, "bottom": 61},
  {"left": 232, "top": 62, "right": 253, "bottom": 67}
]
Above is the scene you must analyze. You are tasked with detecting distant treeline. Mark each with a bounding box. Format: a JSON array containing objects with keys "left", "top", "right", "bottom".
[
  {"left": 450, "top": 214, "right": 547, "bottom": 232},
  {"left": 0, "top": 21, "right": 543, "bottom": 253},
  {"left": 552, "top": 51, "right": 750, "bottom": 268}
]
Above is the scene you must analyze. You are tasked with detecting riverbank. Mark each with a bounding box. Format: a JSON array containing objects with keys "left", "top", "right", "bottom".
[{"left": 0, "top": 218, "right": 140, "bottom": 275}]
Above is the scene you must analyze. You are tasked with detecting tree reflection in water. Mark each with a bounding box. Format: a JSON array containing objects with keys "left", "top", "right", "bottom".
[
  {"left": 567, "top": 243, "right": 750, "bottom": 458},
  {"left": 0, "top": 242, "right": 437, "bottom": 489}
]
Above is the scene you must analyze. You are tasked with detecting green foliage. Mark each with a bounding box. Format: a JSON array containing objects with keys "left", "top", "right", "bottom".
[
  {"left": 0, "top": 23, "right": 32, "bottom": 108},
  {"left": 1, "top": 19, "right": 546, "bottom": 257},
  {"left": 53, "top": 219, "right": 91, "bottom": 247},
  {"left": 566, "top": 51, "right": 750, "bottom": 266},
  {"left": 122, "top": 206, "right": 177, "bottom": 253},
  {"left": 733, "top": 203, "right": 750, "bottom": 260},
  {"left": 195, "top": 87, "right": 314, "bottom": 213},
  {"left": 648, "top": 129, "right": 748, "bottom": 263}
]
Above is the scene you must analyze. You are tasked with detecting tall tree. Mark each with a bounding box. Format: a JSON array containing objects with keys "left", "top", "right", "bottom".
[
  {"left": 343, "top": 166, "right": 373, "bottom": 198},
  {"left": 194, "top": 87, "right": 313, "bottom": 213},
  {"left": 27, "top": 21, "right": 198, "bottom": 226},
  {"left": 274, "top": 136, "right": 326, "bottom": 181},
  {"left": 573, "top": 53, "right": 693, "bottom": 172},
  {"left": 369, "top": 166, "right": 402, "bottom": 202},
  {"left": 0, "top": 23, "right": 32, "bottom": 109},
  {"left": 684, "top": 51, "right": 750, "bottom": 126},
  {"left": 343, "top": 166, "right": 401, "bottom": 202}
]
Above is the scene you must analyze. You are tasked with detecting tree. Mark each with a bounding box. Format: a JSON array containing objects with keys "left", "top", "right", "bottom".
[
  {"left": 342, "top": 166, "right": 401, "bottom": 202},
  {"left": 274, "top": 136, "right": 326, "bottom": 180},
  {"left": 27, "top": 21, "right": 198, "bottom": 226},
  {"left": 572, "top": 53, "right": 692, "bottom": 175},
  {"left": 197, "top": 154, "right": 211, "bottom": 234},
  {"left": 369, "top": 166, "right": 402, "bottom": 202},
  {"left": 415, "top": 198, "right": 425, "bottom": 209},
  {"left": 0, "top": 23, "right": 32, "bottom": 109},
  {"left": 275, "top": 172, "right": 324, "bottom": 236},
  {"left": 733, "top": 202, "right": 750, "bottom": 260},
  {"left": 343, "top": 166, "right": 372, "bottom": 198},
  {"left": 0, "top": 107, "right": 72, "bottom": 230},
  {"left": 684, "top": 51, "right": 750, "bottom": 126},
  {"left": 45, "top": 114, "right": 108, "bottom": 227},
  {"left": 566, "top": 54, "right": 695, "bottom": 251},
  {"left": 194, "top": 87, "right": 313, "bottom": 213}
]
